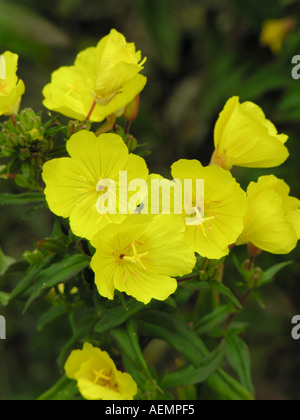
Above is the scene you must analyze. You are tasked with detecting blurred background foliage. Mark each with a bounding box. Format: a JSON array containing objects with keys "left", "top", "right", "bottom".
[{"left": 1, "top": 0, "right": 300, "bottom": 400}]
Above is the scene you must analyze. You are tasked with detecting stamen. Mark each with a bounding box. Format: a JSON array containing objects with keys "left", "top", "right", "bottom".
[
  {"left": 117, "top": 241, "right": 151, "bottom": 271},
  {"left": 93, "top": 368, "right": 112, "bottom": 385}
]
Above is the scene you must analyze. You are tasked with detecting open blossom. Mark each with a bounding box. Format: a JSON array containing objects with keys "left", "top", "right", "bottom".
[
  {"left": 43, "top": 29, "right": 147, "bottom": 122},
  {"left": 0, "top": 51, "right": 25, "bottom": 116},
  {"left": 237, "top": 175, "right": 300, "bottom": 255},
  {"left": 171, "top": 160, "right": 247, "bottom": 259},
  {"left": 65, "top": 343, "right": 138, "bottom": 400},
  {"left": 42, "top": 130, "right": 149, "bottom": 241},
  {"left": 260, "top": 18, "right": 295, "bottom": 54},
  {"left": 91, "top": 214, "right": 196, "bottom": 304},
  {"left": 211, "top": 96, "right": 289, "bottom": 170}
]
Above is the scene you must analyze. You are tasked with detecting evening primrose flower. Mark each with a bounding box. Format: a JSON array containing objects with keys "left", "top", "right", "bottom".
[
  {"left": 260, "top": 18, "right": 295, "bottom": 54},
  {"left": 91, "top": 214, "right": 197, "bottom": 304},
  {"left": 42, "top": 130, "right": 149, "bottom": 240},
  {"left": 0, "top": 51, "right": 25, "bottom": 116},
  {"left": 171, "top": 160, "right": 247, "bottom": 259},
  {"left": 237, "top": 175, "right": 300, "bottom": 255},
  {"left": 43, "top": 29, "right": 147, "bottom": 122},
  {"left": 211, "top": 96, "right": 289, "bottom": 170},
  {"left": 65, "top": 343, "right": 138, "bottom": 400}
]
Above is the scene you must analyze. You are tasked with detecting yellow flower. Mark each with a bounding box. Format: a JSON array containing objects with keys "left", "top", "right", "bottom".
[
  {"left": 237, "top": 175, "right": 300, "bottom": 255},
  {"left": 0, "top": 51, "right": 25, "bottom": 116},
  {"left": 90, "top": 214, "right": 196, "bottom": 304},
  {"left": 260, "top": 18, "right": 295, "bottom": 54},
  {"left": 171, "top": 160, "right": 247, "bottom": 259},
  {"left": 42, "top": 130, "right": 149, "bottom": 241},
  {"left": 43, "top": 29, "right": 147, "bottom": 122},
  {"left": 65, "top": 343, "right": 138, "bottom": 400},
  {"left": 211, "top": 96, "right": 289, "bottom": 170}
]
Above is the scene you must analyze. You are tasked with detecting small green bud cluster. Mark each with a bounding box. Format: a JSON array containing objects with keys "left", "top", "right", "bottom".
[{"left": 0, "top": 108, "right": 52, "bottom": 161}]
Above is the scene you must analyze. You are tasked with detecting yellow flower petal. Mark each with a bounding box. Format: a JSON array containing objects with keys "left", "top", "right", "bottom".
[
  {"left": 237, "top": 176, "right": 300, "bottom": 254},
  {"left": 65, "top": 343, "right": 137, "bottom": 401},
  {"left": 0, "top": 51, "right": 25, "bottom": 116},
  {"left": 91, "top": 214, "right": 196, "bottom": 304},
  {"left": 42, "top": 131, "right": 149, "bottom": 240},
  {"left": 43, "top": 29, "right": 147, "bottom": 122},
  {"left": 171, "top": 160, "right": 247, "bottom": 259},
  {"left": 213, "top": 96, "right": 289, "bottom": 169},
  {"left": 260, "top": 18, "right": 295, "bottom": 54}
]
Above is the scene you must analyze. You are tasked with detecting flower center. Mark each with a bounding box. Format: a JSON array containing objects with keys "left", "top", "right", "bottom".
[
  {"left": 92, "top": 368, "right": 112, "bottom": 386},
  {"left": 118, "top": 241, "right": 151, "bottom": 271}
]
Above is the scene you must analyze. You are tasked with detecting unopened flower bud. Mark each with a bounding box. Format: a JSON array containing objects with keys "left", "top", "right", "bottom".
[{"left": 124, "top": 95, "right": 140, "bottom": 122}]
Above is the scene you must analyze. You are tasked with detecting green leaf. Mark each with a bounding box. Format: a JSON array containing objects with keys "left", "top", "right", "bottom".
[
  {"left": 0, "top": 292, "right": 10, "bottom": 306},
  {"left": 94, "top": 299, "right": 145, "bottom": 334},
  {"left": 137, "top": 310, "right": 254, "bottom": 400},
  {"left": 110, "top": 327, "right": 152, "bottom": 391},
  {"left": 126, "top": 319, "right": 150, "bottom": 374},
  {"left": 0, "top": 248, "right": 15, "bottom": 276},
  {"left": 9, "top": 255, "right": 53, "bottom": 302},
  {"left": 250, "top": 289, "right": 266, "bottom": 309},
  {"left": 160, "top": 343, "right": 225, "bottom": 389},
  {"left": 38, "top": 376, "right": 78, "bottom": 401},
  {"left": 261, "top": 262, "right": 292, "bottom": 286},
  {"left": 37, "top": 306, "right": 68, "bottom": 332},
  {"left": 210, "top": 280, "right": 243, "bottom": 309},
  {"left": 0, "top": 193, "right": 45, "bottom": 206},
  {"left": 24, "top": 254, "right": 90, "bottom": 311},
  {"left": 194, "top": 305, "right": 233, "bottom": 335},
  {"left": 137, "top": 310, "right": 208, "bottom": 365},
  {"left": 225, "top": 333, "right": 254, "bottom": 395}
]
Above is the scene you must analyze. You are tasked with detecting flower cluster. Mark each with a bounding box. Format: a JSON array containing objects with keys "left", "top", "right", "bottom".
[
  {"left": 39, "top": 31, "right": 299, "bottom": 304},
  {"left": 1, "top": 27, "right": 300, "bottom": 402}
]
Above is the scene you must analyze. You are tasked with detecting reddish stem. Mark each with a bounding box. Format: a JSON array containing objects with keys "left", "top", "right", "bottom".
[
  {"left": 10, "top": 115, "right": 17, "bottom": 126},
  {"left": 86, "top": 101, "right": 97, "bottom": 121}
]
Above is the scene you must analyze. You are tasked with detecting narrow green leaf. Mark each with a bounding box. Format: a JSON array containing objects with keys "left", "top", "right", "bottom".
[
  {"left": 137, "top": 310, "right": 254, "bottom": 400},
  {"left": 110, "top": 327, "right": 151, "bottom": 391},
  {"left": 261, "top": 262, "right": 292, "bottom": 286},
  {"left": 160, "top": 343, "right": 225, "bottom": 389},
  {"left": 195, "top": 305, "right": 233, "bottom": 335},
  {"left": 0, "top": 292, "right": 10, "bottom": 306},
  {"left": 210, "top": 280, "right": 243, "bottom": 309},
  {"left": 37, "top": 306, "right": 68, "bottom": 332},
  {"left": 137, "top": 310, "right": 208, "bottom": 365},
  {"left": 206, "top": 369, "right": 255, "bottom": 401},
  {"left": 250, "top": 289, "right": 266, "bottom": 309},
  {"left": 126, "top": 319, "right": 150, "bottom": 374},
  {"left": 38, "top": 376, "right": 78, "bottom": 401},
  {"left": 0, "top": 193, "right": 45, "bottom": 205},
  {"left": 9, "top": 255, "right": 54, "bottom": 302},
  {"left": 225, "top": 333, "right": 254, "bottom": 395},
  {"left": 24, "top": 254, "right": 90, "bottom": 311},
  {"left": 0, "top": 248, "right": 15, "bottom": 276},
  {"left": 94, "top": 299, "right": 145, "bottom": 334}
]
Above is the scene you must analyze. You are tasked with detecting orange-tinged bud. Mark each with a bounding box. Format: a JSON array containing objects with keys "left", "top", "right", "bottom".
[{"left": 124, "top": 94, "right": 140, "bottom": 122}]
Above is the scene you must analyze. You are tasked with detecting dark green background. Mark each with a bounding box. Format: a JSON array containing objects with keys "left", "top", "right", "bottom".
[{"left": 1, "top": 0, "right": 300, "bottom": 400}]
